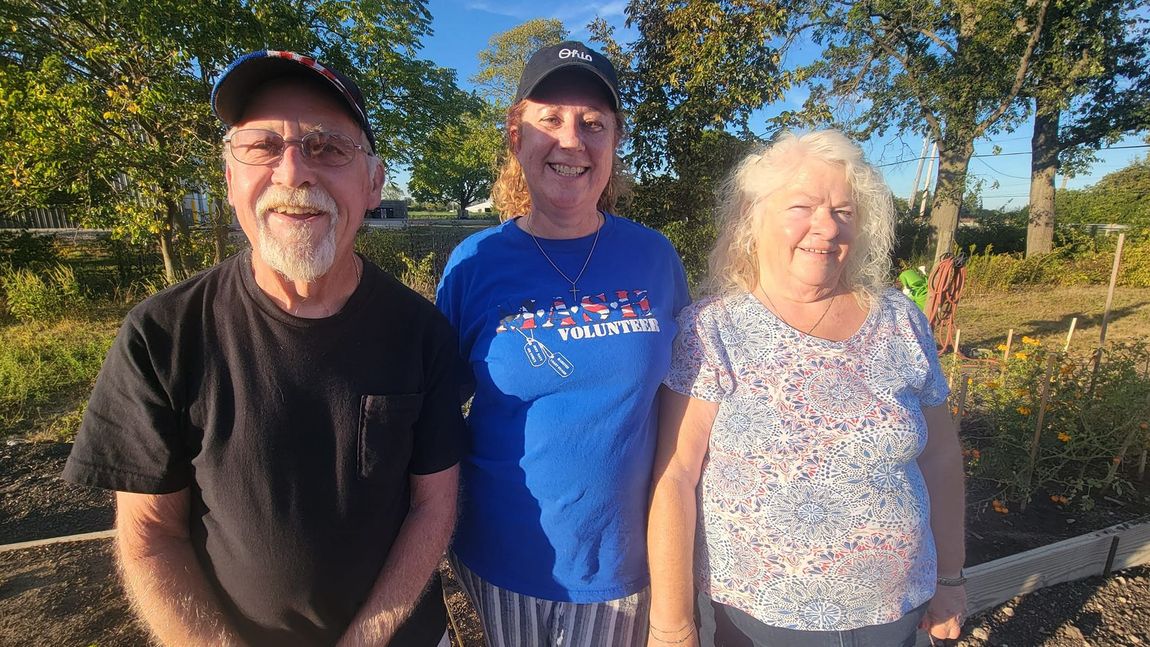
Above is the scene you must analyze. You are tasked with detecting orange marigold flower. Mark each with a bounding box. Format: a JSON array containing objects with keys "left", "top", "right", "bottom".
[
  {"left": 996, "top": 344, "right": 1009, "bottom": 352},
  {"left": 1014, "top": 352, "right": 1029, "bottom": 360},
  {"left": 972, "top": 449, "right": 981, "bottom": 460},
  {"left": 1021, "top": 336, "right": 1042, "bottom": 346},
  {"left": 1060, "top": 364, "right": 1074, "bottom": 376},
  {"left": 983, "top": 381, "right": 1000, "bottom": 389},
  {"left": 1017, "top": 406, "right": 1032, "bottom": 416},
  {"left": 1057, "top": 432, "right": 1071, "bottom": 442}
]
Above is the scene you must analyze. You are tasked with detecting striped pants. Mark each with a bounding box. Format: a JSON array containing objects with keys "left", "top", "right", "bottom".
[{"left": 451, "top": 554, "right": 650, "bottom": 647}]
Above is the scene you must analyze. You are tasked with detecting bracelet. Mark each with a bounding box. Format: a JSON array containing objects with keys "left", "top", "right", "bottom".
[
  {"left": 937, "top": 571, "right": 967, "bottom": 586},
  {"left": 649, "top": 621, "right": 692, "bottom": 635},
  {"left": 648, "top": 626, "right": 696, "bottom": 644}
]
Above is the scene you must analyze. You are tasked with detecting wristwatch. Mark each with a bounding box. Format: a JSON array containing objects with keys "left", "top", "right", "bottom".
[{"left": 937, "top": 570, "right": 967, "bottom": 586}]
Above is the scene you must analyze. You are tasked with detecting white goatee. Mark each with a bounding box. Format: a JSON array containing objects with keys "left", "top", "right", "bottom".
[{"left": 254, "top": 186, "right": 340, "bottom": 283}]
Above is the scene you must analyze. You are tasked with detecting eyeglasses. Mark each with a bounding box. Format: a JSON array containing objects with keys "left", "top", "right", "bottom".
[{"left": 224, "top": 129, "right": 369, "bottom": 167}]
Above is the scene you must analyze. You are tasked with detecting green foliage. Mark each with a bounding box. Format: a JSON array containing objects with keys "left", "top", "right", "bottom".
[
  {"left": 0, "top": 0, "right": 469, "bottom": 283},
  {"left": 0, "top": 317, "right": 115, "bottom": 436},
  {"left": 398, "top": 251, "right": 438, "bottom": 300},
  {"left": 959, "top": 339, "right": 1150, "bottom": 507},
  {"left": 1, "top": 264, "right": 85, "bottom": 323},
  {"left": 0, "top": 230, "right": 57, "bottom": 269},
  {"left": 472, "top": 19, "right": 568, "bottom": 107},
  {"left": 1056, "top": 157, "right": 1150, "bottom": 228},
  {"left": 356, "top": 228, "right": 409, "bottom": 278},
  {"left": 963, "top": 233, "right": 1150, "bottom": 291},
  {"left": 801, "top": 0, "right": 1053, "bottom": 261},
  {"left": 409, "top": 107, "right": 502, "bottom": 218},
  {"left": 658, "top": 217, "right": 716, "bottom": 293}
]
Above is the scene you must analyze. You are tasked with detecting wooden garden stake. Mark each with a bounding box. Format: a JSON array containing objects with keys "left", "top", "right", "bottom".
[
  {"left": 1138, "top": 448, "right": 1147, "bottom": 482},
  {"left": 1000, "top": 329, "right": 1014, "bottom": 384},
  {"left": 949, "top": 329, "right": 962, "bottom": 388},
  {"left": 1063, "top": 317, "right": 1077, "bottom": 353},
  {"left": 955, "top": 375, "right": 970, "bottom": 427},
  {"left": 1098, "top": 232, "right": 1125, "bottom": 349},
  {"left": 1089, "top": 233, "right": 1126, "bottom": 398},
  {"left": 1020, "top": 354, "right": 1058, "bottom": 512}
]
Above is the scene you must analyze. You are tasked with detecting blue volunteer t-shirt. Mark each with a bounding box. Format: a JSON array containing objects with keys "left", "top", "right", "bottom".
[{"left": 436, "top": 213, "right": 690, "bottom": 602}]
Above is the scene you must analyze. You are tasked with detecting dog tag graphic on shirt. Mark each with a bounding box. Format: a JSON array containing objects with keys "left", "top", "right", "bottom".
[
  {"left": 546, "top": 351, "right": 574, "bottom": 377},
  {"left": 523, "top": 339, "right": 547, "bottom": 367}
]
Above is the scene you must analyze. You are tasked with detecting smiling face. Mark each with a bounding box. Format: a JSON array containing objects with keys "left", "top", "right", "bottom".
[
  {"left": 511, "top": 71, "right": 618, "bottom": 222},
  {"left": 225, "top": 80, "right": 383, "bottom": 282},
  {"left": 752, "top": 157, "right": 857, "bottom": 296}
]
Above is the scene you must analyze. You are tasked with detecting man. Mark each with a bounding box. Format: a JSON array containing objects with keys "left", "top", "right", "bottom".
[{"left": 63, "top": 50, "right": 465, "bottom": 647}]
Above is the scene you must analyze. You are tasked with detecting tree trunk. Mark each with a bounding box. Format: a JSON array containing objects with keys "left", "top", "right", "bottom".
[
  {"left": 158, "top": 227, "right": 178, "bottom": 286},
  {"left": 930, "top": 140, "right": 975, "bottom": 263},
  {"left": 457, "top": 188, "right": 469, "bottom": 219},
  {"left": 164, "top": 199, "right": 188, "bottom": 281},
  {"left": 1027, "top": 106, "right": 1059, "bottom": 257}
]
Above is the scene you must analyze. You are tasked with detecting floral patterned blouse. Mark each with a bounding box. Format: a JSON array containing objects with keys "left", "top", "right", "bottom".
[{"left": 664, "top": 288, "right": 949, "bottom": 630}]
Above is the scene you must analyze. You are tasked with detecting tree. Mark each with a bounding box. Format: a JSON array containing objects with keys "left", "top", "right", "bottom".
[
  {"left": 1023, "top": 0, "right": 1150, "bottom": 256},
  {"left": 409, "top": 107, "right": 502, "bottom": 218},
  {"left": 0, "top": 0, "right": 468, "bottom": 283},
  {"left": 471, "top": 18, "right": 568, "bottom": 108},
  {"left": 589, "top": 2, "right": 794, "bottom": 280},
  {"left": 801, "top": 0, "right": 1053, "bottom": 263}
]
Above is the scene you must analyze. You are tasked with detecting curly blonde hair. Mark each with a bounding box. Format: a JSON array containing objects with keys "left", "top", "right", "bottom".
[
  {"left": 706, "top": 130, "right": 895, "bottom": 303},
  {"left": 491, "top": 99, "right": 630, "bottom": 219}
]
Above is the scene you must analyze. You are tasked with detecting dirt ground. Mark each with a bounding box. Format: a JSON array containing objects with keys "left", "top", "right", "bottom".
[{"left": 3, "top": 440, "right": 1150, "bottom": 647}]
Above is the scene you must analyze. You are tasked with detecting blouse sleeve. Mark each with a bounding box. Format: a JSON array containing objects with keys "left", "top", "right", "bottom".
[
  {"left": 904, "top": 294, "right": 950, "bottom": 408},
  {"left": 664, "top": 298, "right": 734, "bottom": 402}
]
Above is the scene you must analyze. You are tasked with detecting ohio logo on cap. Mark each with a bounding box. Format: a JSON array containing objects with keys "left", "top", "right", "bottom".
[{"left": 514, "top": 40, "right": 621, "bottom": 111}]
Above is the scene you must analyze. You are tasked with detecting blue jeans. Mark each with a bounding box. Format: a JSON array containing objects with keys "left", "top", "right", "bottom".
[{"left": 698, "top": 592, "right": 929, "bottom": 647}]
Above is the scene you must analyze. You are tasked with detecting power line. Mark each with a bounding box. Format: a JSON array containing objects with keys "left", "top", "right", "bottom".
[{"left": 875, "top": 143, "right": 1149, "bottom": 168}]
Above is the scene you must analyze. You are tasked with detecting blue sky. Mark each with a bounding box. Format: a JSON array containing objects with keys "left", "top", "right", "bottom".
[{"left": 401, "top": 0, "right": 1147, "bottom": 210}]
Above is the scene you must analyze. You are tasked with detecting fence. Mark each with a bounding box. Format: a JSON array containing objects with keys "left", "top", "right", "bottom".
[{"left": 0, "top": 207, "right": 77, "bottom": 229}]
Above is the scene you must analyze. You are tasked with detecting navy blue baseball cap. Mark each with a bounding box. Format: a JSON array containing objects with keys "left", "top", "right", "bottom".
[
  {"left": 515, "top": 41, "right": 620, "bottom": 111},
  {"left": 211, "top": 50, "right": 376, "bottom": 151}
]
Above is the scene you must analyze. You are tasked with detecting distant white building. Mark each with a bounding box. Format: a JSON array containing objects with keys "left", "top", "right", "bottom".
[{"left": 465, "top": 199, "right": 493, "bottom": 215}]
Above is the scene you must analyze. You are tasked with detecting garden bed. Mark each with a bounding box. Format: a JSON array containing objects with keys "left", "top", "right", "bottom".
[{"left": 4, "top": 440, "right": 1150, "bottom": 646}]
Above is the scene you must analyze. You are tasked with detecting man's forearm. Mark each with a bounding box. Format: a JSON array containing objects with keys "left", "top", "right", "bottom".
[
  {"left": 339, "top": 467, "right": 459, "bottom": 647},
  {"left": 116, "top": 492, "right": 240, "bottom": 646}
]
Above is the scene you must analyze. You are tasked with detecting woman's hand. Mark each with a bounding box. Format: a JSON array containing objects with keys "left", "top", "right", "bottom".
[{"left": 921, "top": 584, "right": 967, "bottom": 640}]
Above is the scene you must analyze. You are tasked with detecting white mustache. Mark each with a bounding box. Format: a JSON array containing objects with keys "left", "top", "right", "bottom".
[{"left": 255, "top": 186, "right": 338, "bottom": 220}]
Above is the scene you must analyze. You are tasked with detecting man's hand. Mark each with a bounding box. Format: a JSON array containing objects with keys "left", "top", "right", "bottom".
[{"left": 336, "top": 466, "right": 459, "bottom": 647}]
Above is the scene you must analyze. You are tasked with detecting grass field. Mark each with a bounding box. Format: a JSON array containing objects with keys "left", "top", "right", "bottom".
[
  {"left": 955, "top": 285, "right": 1150, "bottom": 351},
  {"left": 2, "top": 279, "right": 1146, "bottom": 441}
]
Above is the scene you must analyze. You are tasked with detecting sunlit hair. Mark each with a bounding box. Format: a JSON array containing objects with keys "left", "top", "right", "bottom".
[
  {"left": 706, "top": 129, "right": 895, "bottom": 304},
  {"left": 491, "top": 99, "right": 631, "bottom": 219}
]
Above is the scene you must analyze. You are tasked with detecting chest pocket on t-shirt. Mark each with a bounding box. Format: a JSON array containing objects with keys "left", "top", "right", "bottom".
[{"left": 359, "top": 393, "right": 422, "bottom": 479}]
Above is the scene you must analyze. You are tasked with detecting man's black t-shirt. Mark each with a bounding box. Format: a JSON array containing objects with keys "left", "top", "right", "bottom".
[{"left": 64, "top": 252, "right": 466, "bottom": 646}]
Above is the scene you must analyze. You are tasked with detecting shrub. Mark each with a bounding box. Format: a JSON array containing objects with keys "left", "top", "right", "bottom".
[
  {"left": 0, "top": 230, "right": 58, "bottom": 268},
  {"left": 957, "top": 338, "right": 1150, "bottom": 508},
  {"left": 0, "top": 264, "right": 86, "bottom": 322},
  {"left": 399, "top": 252, "right": 437, "bottom": 300},
  {"left": 0, "top": 317, "right": 115, "bottom": 436}
]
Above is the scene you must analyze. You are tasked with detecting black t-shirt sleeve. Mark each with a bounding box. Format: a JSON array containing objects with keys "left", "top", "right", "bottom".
[
  {"left": 408, "top": 315, "right": 467, "bottom": 476},
  {"left": 63, "top": 312, "right": 191, "bottom": 493}
]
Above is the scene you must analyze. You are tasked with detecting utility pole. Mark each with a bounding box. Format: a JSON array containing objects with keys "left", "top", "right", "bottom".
[
  {"left": 908, "top": 136, "right": 930, "bottom": 211},
  {"left": 918, "top": 142, "right": 938, "bottom": 220}
]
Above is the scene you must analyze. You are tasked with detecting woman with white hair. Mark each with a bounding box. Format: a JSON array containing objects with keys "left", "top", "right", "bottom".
[{"left": 647, "top": 130, "right": 966, "bottom": 646}]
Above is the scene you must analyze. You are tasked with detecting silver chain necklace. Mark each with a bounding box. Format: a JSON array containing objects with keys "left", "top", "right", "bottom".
[
  {"left": 524, "top": 213, "right": 602, "bottom": 302},
  {"left": 758, "top": 286, "right": 836, "bottom": 335}
]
